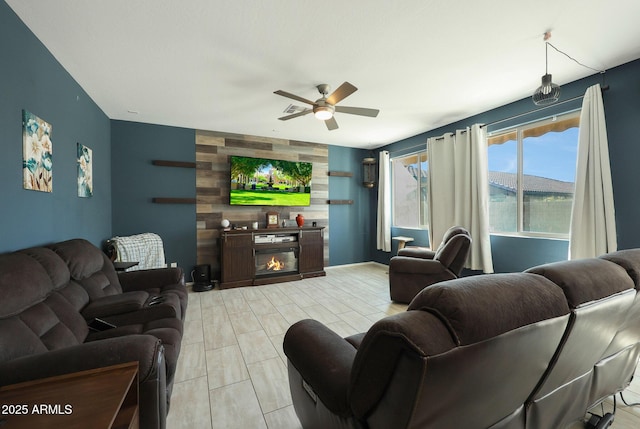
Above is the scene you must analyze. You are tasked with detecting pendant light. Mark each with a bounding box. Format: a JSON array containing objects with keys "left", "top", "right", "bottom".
[{"left": 532, "top": 34, "right": 561, "bottom": 106}]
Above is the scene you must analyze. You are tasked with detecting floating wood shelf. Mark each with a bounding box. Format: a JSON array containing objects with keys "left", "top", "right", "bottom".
[
  {"left": 327, "top": 171, "right": 353, "bottom": 177},
  {"left": 327, "top": 199, "right": 354, "bottom": 205},
  {"left": 152, "top": 160, "right": 196, "bottom": 168},
  {"left": 152, "top": 197, "right": 197, "bottom": 204}
]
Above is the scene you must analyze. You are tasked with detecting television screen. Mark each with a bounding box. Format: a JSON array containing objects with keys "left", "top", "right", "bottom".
[{"left": 230, "top": 156, "right": 312, "bottom": 206}]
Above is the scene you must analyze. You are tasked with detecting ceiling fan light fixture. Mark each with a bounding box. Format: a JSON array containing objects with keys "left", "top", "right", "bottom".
[{"left": 313, "top": 105, "right": 334, "bottom": 120}]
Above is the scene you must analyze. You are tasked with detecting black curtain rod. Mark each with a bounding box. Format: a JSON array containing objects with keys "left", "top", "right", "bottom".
[
  {"left": 388, "top": 85, "right": 609, "bottom": 155},
  {"left": 433, "top": 129, "right": 467, "bottom": 141},
  {"left": 389, "top": 129, "right": 469, "bottom": 154},
  {"left": 481, "top": 85, "right": 609, "bottom": 129}
]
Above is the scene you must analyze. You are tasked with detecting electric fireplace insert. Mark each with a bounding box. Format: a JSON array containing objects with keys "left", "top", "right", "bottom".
[{"left": 254, "top": 247, "right": 299, "bottom": 278}]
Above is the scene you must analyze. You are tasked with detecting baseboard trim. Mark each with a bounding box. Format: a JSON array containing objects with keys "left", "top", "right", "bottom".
[{"left": 326, "top": 261, "right": 389, "bottom": 270}]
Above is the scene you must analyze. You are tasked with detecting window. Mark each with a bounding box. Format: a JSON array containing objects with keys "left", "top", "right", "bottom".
[
  {"left": 391, "top": 151, "right": 428, "bottom": 228},
  {"left": 487, "top": 111, "right": 580, "bottom": 238}
]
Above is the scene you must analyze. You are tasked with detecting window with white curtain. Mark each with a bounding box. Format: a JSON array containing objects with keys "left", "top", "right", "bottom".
[
  {"left": 391, "top": 152, "right": 428, "bottom": 229},
  {"left": 487, "top": 111, "right": 580, "bottom": 238}
]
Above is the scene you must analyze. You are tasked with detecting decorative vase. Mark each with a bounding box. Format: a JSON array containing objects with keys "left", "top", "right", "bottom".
[{"left": 296, "top": 214, "right": 305, "bottom": 227}]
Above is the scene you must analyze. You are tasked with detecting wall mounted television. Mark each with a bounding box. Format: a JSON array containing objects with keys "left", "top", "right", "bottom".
[{"left": 229, "top": 156, "right": 312, "bottom": 206}]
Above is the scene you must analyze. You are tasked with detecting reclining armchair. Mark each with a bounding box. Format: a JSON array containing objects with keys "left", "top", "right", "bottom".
[
  {"left": 389, "top": 226, "right": 471, "bottom": 303},
  {"left": 284, "top": 273, "right": 571, "bottom": 429}
]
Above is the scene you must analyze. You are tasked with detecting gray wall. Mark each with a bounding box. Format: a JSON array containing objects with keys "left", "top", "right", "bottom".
[
  {"left": 0, "top": 2, "right": 111, "bottom": 253},
  {"left": 111, "top": 120, "right": 196, "bottom": 271},
  {"left": 373, "top": 58, "right": 640, "bottom": 272}
]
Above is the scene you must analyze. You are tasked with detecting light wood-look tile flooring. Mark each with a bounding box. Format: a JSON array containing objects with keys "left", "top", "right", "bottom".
[{"left": 166, "top": 262, "right": 640, "bottom": 429}]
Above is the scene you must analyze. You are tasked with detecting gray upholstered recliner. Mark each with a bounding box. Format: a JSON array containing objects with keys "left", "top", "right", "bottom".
[
  {"left": 283, "top": 251, "right": 640, "bottom": 429},
  {"left": 389, "top": 226, "right": 471, "bottom": 303},
  {"left": 284, "top": 272, "right": 572, "bottom": 429}
]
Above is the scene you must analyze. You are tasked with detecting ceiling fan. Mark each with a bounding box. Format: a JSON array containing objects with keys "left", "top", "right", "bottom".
[{"left": 274, "top": 82, "right": 380, "bottom": 130}]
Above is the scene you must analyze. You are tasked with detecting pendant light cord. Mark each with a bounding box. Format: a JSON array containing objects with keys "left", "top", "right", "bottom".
[
  {"left": 546, "top": 41, "right": 605, "bottom": 74},
  {"left": 545, "top": 42, "right": 549, "bottom": 74}
]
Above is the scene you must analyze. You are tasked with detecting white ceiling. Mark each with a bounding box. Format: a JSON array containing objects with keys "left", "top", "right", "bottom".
[{"left": 6, "top": 0, "right": 640, "bottom": 149}]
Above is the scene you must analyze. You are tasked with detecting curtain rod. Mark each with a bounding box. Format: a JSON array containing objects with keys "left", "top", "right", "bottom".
[
  {"left": 481, "top": 85, "right": 609, "bottom": 129},
  {"left": 389, "top": 129, "right": 468, "bottom": 155},
  {"left": 388, "top": 85, "right": 609, "bottom": 155}
]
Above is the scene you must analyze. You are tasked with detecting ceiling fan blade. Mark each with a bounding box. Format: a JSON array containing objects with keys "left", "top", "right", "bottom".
[
  {"left": 325, "top": 116, "right": 339, "bottom": 131},
  {"left": 274, "top": 90, "right": 316, "bottom": 106},
  {"left": 326, "top": 82, "right": 357, "bottom": 105},
  {"left": 335, "top": 106, "right": 380, "bottom": 117},
  {"left": 278, "top": 109, "right": 313, "bottom": 121}
]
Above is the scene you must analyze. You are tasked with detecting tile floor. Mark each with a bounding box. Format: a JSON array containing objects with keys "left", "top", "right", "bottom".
[{"left": 166, "top": 262, "right": 640, "bottom": 429}]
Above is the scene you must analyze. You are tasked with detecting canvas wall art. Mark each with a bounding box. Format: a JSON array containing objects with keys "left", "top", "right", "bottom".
[
  {"left": 77, "top": 143, "right": 93, "bottom": 197},
  {"left": 22, "top": 109, "right": 53, "bottom": 192}
]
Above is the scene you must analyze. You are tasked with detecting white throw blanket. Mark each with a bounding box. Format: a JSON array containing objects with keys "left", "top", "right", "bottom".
[{"left": 111, "top": 233, "right": 166, "bottom": 271}]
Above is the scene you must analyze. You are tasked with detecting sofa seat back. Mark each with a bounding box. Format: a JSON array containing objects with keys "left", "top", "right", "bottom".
[
  {"left": 433, "top": 227, "right": 471, "bottom": 276},
  {"left": 0, "top": 249, "right": 89, "bottom": 365},
  {"left": 48, "top": 239, "right": 124, "bottom": 299},
  {"left": 350, "top": 273, "right": 570, "bottom": 429},
  {"left": 591, "top": 249, "right": 640, "bottom": 407},
  {"left": 525, "top": 258, "right": 636, "bottom": 429},
  {"left": 48, "top": 239, "right": 185, "bottom": 323}
]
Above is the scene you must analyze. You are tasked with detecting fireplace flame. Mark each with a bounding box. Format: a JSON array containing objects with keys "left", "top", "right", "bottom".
[{"left": 266, "top": 256, "right": 285, "bottom": 271}]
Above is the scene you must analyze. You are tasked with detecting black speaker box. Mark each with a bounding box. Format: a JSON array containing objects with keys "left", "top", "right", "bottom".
[{"left": 192, "top": 264, "right": 214, "bottom": 292}]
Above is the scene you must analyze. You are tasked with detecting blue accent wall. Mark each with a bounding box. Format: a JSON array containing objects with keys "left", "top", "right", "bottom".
[
  {"left": 4, "top": 0, "right": 639, "bottom": 274},
  {"left": 373, "top": 58, "right": 640, "bottom": 272},
  {"left": 327, "top": 146, "right": 373, "bottom": 265},
  {"left": 111, "top": 121, "right": 196, "bottom": 271},
  {"left": 0, "top": 2, "right": 111, "bottom": 253}
]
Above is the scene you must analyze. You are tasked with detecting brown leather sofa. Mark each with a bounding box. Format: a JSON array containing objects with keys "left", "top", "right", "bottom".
[
  {"left": 389, "top": 226, "right": 471, "bottom": 303},
  {"left": 0, "top": 239, "right": 188, "bottom": 429},
  {"left": 284, "top": 250, "right": 640, "bottom": 429}
]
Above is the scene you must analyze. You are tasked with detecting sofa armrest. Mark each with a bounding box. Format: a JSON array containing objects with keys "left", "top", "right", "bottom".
[
  {"left": 118, "top": 267, "right": 184, "bottom": 293},
  {"left": 0, "top": 335, "right": 163, "bottom": 387},
  {"left": 398, "top": 247, "right": 436, "bottom": 259},
  {"left": 81, "top": 291, "right": 149, "bottom": 320},
  {"left": 390, "top": 256, "right": 454, "bottom": 276},
  {"left": 283, "top": 319, "right": 357, "bottom": 416}
]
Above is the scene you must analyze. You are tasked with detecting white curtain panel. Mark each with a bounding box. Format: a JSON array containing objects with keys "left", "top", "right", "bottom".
[
  {"left": 427, "top": 124, "right": 494, "bottom": 273},
  {"left": 569, "top": 83, "right": 617, "bottom": 259},
  {"left": 376, "top": 150, "right": 392, "bottom": 252}
]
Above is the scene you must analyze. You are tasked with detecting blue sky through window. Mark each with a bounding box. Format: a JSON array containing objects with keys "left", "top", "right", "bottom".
[{"left": 488, "top": 128, "right": 578, "bottom": 183}]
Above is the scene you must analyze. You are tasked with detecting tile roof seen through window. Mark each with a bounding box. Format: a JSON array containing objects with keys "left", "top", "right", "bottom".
[
  {"left": 403, "top": 167, "right": 574, "bottom": 195},
  {"left": 489, "top": 171, "right": 574, "bottom": 195}
]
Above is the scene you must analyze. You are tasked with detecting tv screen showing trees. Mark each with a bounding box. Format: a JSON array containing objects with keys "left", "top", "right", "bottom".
[{"left": 229, "top": 156, "right": 312, "bottom": 206}]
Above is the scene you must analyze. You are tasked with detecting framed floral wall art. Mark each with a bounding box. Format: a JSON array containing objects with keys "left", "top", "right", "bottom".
[
  {"left": 77, "top": 143, "right": 93, "bottom": 197},
  {"left": 22, "top": 109, "right": 53, "bottom": 192}
]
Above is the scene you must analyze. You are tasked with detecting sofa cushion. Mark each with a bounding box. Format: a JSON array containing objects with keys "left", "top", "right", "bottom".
[
  {"left": 0, "top": 252, "right": 54, "bottom": 318},
  {"left": 526, "top": 258, "right": 634, "bottom": 308},
  {"left": 87, "top": 318, "right": 182, "bottom": 382},
  {"left": 0, "top": 249, "right": 90, "bottom": 364},
  {"left": 17, "top": 247, "right": 91, "bottom": 313},
  {"left": 81, "top": 291, "right": 150, "bottom": 320},
  {"left": 408, "top": 272, "right": 570, "bottom": 346},
  {"left": 0, "top": 294, "right": 89, "bottom": 364},
  {"left": 18, "top": 247, "right": 71, "bottom": 290},
  {"left": 600, "top": 249, "right": 640, "bottom": 291},
  {"left": 48, "top": 239, "right": 123, "bottom": 297}
]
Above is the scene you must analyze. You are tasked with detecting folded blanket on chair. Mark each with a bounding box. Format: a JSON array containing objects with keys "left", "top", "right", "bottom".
[{"left": 111, "top": 233, "right": 166, "bottom": 270}]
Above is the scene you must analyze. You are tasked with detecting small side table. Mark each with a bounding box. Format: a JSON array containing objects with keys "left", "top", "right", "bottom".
[
  {"left": 0, "top": 362, "right": 139, "bottom": 429},
  {"left": 392, "top": 236, "right": 414, "bottom": 253}
]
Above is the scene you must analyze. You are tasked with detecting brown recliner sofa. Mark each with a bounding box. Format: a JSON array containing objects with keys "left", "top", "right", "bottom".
[
  {"left": 389, "top": 226, "right": 471, "bottom": 303},
  {"left": 0, "top": 239, "right": 188, "bottom": 429},
  {"left": 284, "top": 250, "right": 640, "bottom": 429}
]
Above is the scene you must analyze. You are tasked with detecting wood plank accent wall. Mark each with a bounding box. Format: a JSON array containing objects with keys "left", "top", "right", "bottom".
[{"left": 195, "top": 130, "right": 329, "bottom": 279}]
